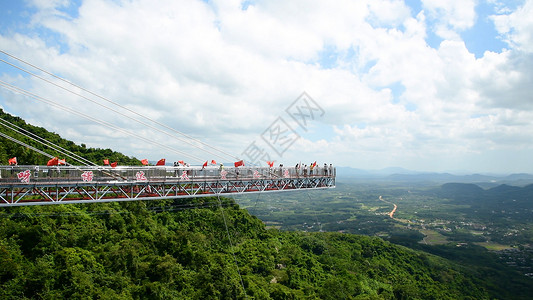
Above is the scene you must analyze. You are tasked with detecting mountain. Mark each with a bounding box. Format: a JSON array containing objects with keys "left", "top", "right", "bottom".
[
  {"left": 487, "top": 183, "right": 522, "bottom": 195},
  {"left": 335, "top": 166, "right": 420, "bottom": 178},
  {"left": 505, "top": 173, "right": 533, "bottom": 181},
  {"left": 440, "top": 182, "right": 485, "bottom": 195},
  {"left": 337, "top": 166, "right": 533, "bottom": 186},
  {"left": 0, "top": 197, "right": 509, "bottom": 299},
  {"left": 434, "top": 182, "right": 533, "bottom": 212}
]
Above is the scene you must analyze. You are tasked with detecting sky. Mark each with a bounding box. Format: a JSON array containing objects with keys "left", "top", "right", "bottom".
[{"left": 0, "top": 0, "right": 532, "bottom": 174}]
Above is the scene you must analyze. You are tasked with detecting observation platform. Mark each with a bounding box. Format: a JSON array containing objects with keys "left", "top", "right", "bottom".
[{"left": 0, "top": 165, "right": 335, "bottom": 206}]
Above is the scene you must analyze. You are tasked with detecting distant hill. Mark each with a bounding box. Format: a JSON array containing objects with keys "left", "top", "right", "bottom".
[
  {"left": 437, "top": 182, "right": 533, "bottom": 200},
  {"left": 487, "top": 183, "right": 523, "bottom": 195},
  {"left": 336, "top": 166, "right": 533, "bottom": 186},
  {"left": 433, "top": 182, "right": 533, "bottom": 214},
  {"left": 336, "top": 166, "right": 419, "bottom": 178},
  {"left": 440, "top": 182, "right": 485, "bottom": 195},
  {"left": 387, "top": 173, "right": 500, "bottom": 183}
]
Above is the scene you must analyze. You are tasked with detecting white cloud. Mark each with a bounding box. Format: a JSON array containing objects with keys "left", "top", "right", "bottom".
[
  {"left": 0, "top": 0, "right": 532, "bottom": 173},
  {"left": 367, "top": 0, "right": 411, "bottom": 27},
  {"left": 492, "top": 0, "right": 533, "bottom": 52},
  {"left": 422, "top": 0, "right": 477, "bottom": 39}
]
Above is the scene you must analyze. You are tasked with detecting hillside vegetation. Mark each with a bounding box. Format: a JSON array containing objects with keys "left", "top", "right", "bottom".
[
  {"left": 1, "top": 198, "right": 491, "bottom": 299},
  {"left": 0, "top": 108, "right": 140, "bottom": 166}
]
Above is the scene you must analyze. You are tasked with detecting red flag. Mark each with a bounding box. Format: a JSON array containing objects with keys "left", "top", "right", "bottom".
[
  {"left": 178, "top": 160, "right": 184, "bottom": 165},
  {"left": 267, "top": 161, "right": 274, "bottom": 167},
  {"left": 103, "top": 159, "right": 109, "bottom": 165},
  {"left": 47, "top": 157, "right": 59, "bottom": 166},
  {"left": 211, "top": 160, "right": 216, "bottom": 165},
  {"left": 141, "top": 159, "right": 149, "bottom": 165},
  {"left": 234, "top": 160, "right": 244, "bottom": 167},
  {"left": 8, "top": 157, "right": 17, "bottom": 165},
  {"left": 110, "top": 162, "right": 118, "bottom": 168},
  {"left": 202, "top": 161, "right": 208, "bottom": 168},
  {"left": 58, "top": 158, "right": 66, "bottom": 165},
  {"left": 312, "top": 161, "right": 317, "bottom": 168},
  {"left": 156, "top": 159, "right": 166, "bottom": 166}
]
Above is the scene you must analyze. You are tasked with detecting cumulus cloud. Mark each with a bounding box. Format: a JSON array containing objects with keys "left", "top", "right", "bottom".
[
  {"left": 474, "top": 0, "right": 533, "bottom": 110},
  {"left": 422, "top": 0, "right": 477, "bottom": 39},
  {"left": 492, "top": 0, "right": 533, "bottom": 52},
  {"left": 0, "top": 0, "right": 532, "bottom": 172}
]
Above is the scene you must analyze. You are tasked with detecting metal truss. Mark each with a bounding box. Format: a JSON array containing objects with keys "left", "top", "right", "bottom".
[{"left": 0, "top": 165, "right": 335, "bottom": 206}]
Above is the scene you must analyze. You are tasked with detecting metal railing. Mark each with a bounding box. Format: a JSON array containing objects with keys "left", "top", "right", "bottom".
[{"left": 0, "top": 165, "right": 336, "bottom": 185}]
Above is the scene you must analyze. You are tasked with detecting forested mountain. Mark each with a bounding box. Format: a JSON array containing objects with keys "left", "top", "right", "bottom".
[
  {"left": 436, "top": 182, "right": 533, "bottom": 211},
  {"left": 0, "top": 108, "right": 140, "bottom": 166},
  {"left": 0, "top": 198, "right": 498, "bottom": 299}
]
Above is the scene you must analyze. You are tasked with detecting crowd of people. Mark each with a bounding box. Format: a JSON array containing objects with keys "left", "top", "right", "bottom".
[{"left": 291, "top": 162, "right": 334, "bottom": 177}]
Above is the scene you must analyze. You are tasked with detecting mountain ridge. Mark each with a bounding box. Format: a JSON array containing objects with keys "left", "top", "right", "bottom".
[{"left": 337, "top": 166, "right": 533, "bottom": 185}]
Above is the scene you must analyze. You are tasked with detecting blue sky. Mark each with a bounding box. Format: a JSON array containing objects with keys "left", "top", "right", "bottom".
[
  {"left": 461, "top": 1, "right": 507, "bottom": 57},
  {"left": 1, "top": 0, "right": 533, "bottom": 173}
]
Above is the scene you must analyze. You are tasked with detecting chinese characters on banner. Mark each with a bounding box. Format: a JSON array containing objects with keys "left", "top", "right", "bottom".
[
  {"left": 180, "top": 171, "right": 189, "bottom": 180},
  {"left": 136, "top": 171, "right": 147, "bottom": 181},
  {"left": 17, "top": 170, "right": 31, "bottom": 183},
  {"left": 241, "top": 92, "right": 325, "bottom": 166},
  {"left": 220, "top": 170, "right": 227, "bottom": 180},
  {"left": 81, "top": 171, "right": 94, "bottom": 182}
]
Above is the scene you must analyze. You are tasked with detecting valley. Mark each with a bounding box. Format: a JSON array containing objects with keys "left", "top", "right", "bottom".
[{"left": 235, "top": 178, "right": 533, "bottom": 280}]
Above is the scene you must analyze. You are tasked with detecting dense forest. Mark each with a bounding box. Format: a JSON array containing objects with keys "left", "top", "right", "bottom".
[
  {"left": 1, "top": 108, "right": 532, "bottom": 299},
  {"left": 0, "top": 198, "right": 494, "bottom": 299}
]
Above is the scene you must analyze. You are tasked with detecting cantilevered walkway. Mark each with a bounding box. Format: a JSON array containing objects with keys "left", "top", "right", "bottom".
[{"left": 0, "top": 165, "right": 335, "bottom": 206}]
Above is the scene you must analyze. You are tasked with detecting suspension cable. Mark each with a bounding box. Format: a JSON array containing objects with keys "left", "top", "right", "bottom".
[
  {"left": 0, "top": 50, "right": 240, "bottom": 162},
  {"left": 0, "top": 131, "right": 56, "bottom": 161},
  {"left": 0, "top": 80, "right": 205, "bottom": 163},
  {"left": 0, "top": 117, "right": 95, "bottom": 166},
  {"left": 0, "top": 57, "right": 230, "bottom": 162}
]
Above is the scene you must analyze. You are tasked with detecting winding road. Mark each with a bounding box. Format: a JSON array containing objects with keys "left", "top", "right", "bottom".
[{"left": 379, "top": 195, "right": 397, "bottom": 219}]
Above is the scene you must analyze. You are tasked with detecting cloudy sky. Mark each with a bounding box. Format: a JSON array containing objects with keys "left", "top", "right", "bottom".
[{"left": 1, "top": 0, "right": 532, "bottom": 173}]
